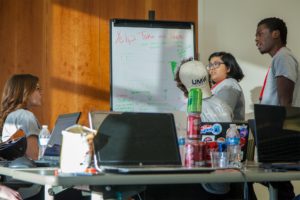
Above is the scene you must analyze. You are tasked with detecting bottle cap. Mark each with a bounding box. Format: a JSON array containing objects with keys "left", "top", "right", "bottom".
[
  {"left": 85, "top": 167, "right": 97, "bottom": 174},
  {"left": 230, "top": 124, "right": 237, "bottom": 128},
  {"left": 178, "top": 137, "right": 185, "bottom": 145}
]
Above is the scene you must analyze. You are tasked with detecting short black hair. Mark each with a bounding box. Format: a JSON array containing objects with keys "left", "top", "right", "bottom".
[
  {"left": 208, "top": 52, "right": 244, "bottom": 82},
  {"left": 258, "top": 17, "right": 287, "bottom": 45}
]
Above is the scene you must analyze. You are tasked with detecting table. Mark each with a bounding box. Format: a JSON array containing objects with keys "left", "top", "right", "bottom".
[{"left": 1, "top": 163, "right": 299, "bottom": 200}]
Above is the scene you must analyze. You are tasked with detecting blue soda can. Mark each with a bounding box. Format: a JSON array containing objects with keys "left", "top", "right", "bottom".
[{"left": 217, "top": 142, "right": 227, "bottom": 152}]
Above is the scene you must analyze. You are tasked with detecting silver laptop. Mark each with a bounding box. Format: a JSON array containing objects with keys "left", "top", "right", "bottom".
[
  {"left": 89, "top": 111, "right": 121, "bottom": 130},
  {"left": 92, "top": 111, "right": 215, "bottom": 174},
  {"left": 37, "top": 112, "right": 81, "bottom": 166}
]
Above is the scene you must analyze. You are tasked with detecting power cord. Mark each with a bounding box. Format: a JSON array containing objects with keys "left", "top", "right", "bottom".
[
  {"left": 237, "top": 168, "right": 249, "bottom": 200},
  {"left": 137, "top": 193, "right": 143, "bottom": 200}
]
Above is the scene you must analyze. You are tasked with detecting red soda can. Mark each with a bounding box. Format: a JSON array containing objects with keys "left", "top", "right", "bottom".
[
  {"left": 195, "top": 141, "right": 205, "bottom": 167},
  {"left": 184, "top": 139, "right": 200, "bottom": 167},
  {"left": 204, "top": 141, "right": 218, "bottom": 167},
  {"left": 187, "top": 113, "right": 201, "bottom": 139}
]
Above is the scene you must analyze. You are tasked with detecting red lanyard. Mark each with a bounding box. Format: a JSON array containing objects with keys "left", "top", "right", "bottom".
[
  {"left": 259, "top": 47, "right": 283, "bottom": 103},
  {"left": 259, "top": 66, "right": 271, "bottom": 102},
  {"left": 211, "top": 79, "right": 224, "bottom": 91}
]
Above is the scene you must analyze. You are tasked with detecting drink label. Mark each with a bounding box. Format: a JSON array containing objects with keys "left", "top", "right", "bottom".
[
  {"left": 187, "top": 113, "right": 201, "bottom": 139},
  {"left": 226, "top": 137, "right": 239, "bottom": 145},
  {"left": 187, "top": 88, "right": 202, "bottom": 113},
  {"left": 39, "top": 138, "right": 49, "bottom": 146}
]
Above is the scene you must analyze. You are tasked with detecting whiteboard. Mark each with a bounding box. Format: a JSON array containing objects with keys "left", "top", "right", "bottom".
[{"left": 110, "top": 19, "right": 195, "bottom": 112}]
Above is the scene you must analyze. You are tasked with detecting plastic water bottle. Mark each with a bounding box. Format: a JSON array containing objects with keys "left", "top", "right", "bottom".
[
  {"left": 226, "top": 124, "right": 242, "bottom": 168},
  {"left": 116, "top": 192, "right": 123, "bottom": 200},
  {"left": 178, "top": 135, "right": 186, "bottom": 165},
  {"left": 39, "top": 125, "right": 50, "bottom": 159}
]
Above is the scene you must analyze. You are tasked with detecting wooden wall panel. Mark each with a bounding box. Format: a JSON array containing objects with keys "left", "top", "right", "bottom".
[
  {"left": 150, "top": 0, "right": 198, "bottom": 54},
  {"left": 46, "top": 0, "right": 101, "bottom": 126},
  {"left": 0, "top": 0, "right": 198, "bottom": 128},
  {"left": 98, "top": 0, "right": 147, "bottom": 121},
  {"left": 48, "top": 0, "right": 149, "bottom": 126},
  {"left": 0, "top": 0, "right": 17, "bottom": 78},
  {"left": 0, "top": 0, "right": 45, "bottom": 122},
  {"left": 16, "top": 0, "right": 45, "bottom": 121},
  {"left": 151, "top": 0, "right": 197, "bottom": 21}
]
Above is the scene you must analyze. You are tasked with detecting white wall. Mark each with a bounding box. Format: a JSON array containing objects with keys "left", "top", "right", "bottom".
[
  {"left": 198, "top": 0, "right": 300, "bottom": 117},
  {"left": 198, "top": 1, "right": 300, "bottom": 198}
]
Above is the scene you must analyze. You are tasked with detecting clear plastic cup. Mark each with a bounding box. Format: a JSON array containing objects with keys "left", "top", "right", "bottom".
[{"left": 210, "top": 152, "right": 229, "bottom": 168}]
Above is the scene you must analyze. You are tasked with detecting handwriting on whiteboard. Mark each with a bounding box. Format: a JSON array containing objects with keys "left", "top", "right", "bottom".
[
  {"left": 114, "top": 31, "right": 185, "bottom": 45},
  {"left": 111, "top": 24, "right": 194, "bottom": 112}
]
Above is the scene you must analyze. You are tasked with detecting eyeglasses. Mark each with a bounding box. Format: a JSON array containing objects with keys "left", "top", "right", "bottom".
[{"left": 206, "top": 62, "right": 225, "bottom": 70}]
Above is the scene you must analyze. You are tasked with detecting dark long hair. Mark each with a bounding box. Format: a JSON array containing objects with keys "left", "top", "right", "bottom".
[
  {"left": 208, "top": 52, "right": 244, "bottom": 82},
  {"left": 0, "top": 74, "right": 39, "bottom": 132}
]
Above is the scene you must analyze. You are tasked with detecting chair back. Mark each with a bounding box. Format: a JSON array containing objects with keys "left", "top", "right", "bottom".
[{"left": 0, "top": 130, "right": 27, "bottom": 160}]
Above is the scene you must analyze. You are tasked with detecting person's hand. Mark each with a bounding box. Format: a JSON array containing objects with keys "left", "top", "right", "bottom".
[{"left": 0, "top": 185, "right": 22, "bottom": 200}]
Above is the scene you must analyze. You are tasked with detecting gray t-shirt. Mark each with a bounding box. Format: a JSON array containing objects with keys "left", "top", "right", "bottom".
[
  {"left": 211, "top": 78, "right": 245, "bottom": 121},
  {"left": 201, "top": 95, "right": 232, "bottom": 194},
  {"left": 2, "top": 109, "right": 40, "bottom": 142},
  {"left": 2, "top": 109, "right": 41, "bottom": 198},
  {"left": 261, "top": 47, "right": 300, "bottom": 106}
]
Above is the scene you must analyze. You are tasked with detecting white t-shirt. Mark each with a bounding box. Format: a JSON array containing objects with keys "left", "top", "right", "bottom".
[{"left": 2, "top": 109, "right": 40, "bottom": 142}]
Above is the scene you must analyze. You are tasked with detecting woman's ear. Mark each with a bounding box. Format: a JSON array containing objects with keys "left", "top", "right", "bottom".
[{"left": 226, "top": 66, "right": 231, "bottom": 73}]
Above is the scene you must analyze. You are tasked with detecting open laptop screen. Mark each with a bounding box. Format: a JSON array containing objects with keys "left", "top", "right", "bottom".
[
  {"left": 43, "top": 112, "right": 81, "bottom": 157},
  {"left": 254, "top": 104, "right": 300, "bottom": 163},
  {"left": 94, "top": 112, "right": 181, "bottom": 166}
]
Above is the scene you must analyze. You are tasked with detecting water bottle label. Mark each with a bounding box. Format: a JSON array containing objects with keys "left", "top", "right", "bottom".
[
  {"left": 39, "top": 138, "right": 49, "bottom": 146},
  {"left": 226, "top": 137, "right": 239, "bottom": 145},
  {"left": 178, "top": 137, "right": 185, "bottom": 145}
]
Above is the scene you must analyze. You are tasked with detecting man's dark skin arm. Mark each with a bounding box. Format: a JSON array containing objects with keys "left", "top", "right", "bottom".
[{"left": 277, "top": 76, "right": 295, "bottom": 106}]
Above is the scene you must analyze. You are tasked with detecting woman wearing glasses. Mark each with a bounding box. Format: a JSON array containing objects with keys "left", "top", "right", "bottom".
[{"left": 207, "top": 52, "right": 245, "bottom": 121}]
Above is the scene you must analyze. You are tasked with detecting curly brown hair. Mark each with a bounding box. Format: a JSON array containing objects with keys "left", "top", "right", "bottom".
[
  {"left": 0, "top": 74, "right": 39, "bottom": 133},
  {"left": 174, "top": 58, "right": 194, "bottom": 97}
]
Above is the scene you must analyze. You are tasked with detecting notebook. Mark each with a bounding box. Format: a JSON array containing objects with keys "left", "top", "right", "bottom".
[
  {"left": 200, "top": 122, "right": 250, "bottom": 162},
  {"left": 93, "top": 111, "right": 215, "bottom": 174},
  {"left": 254, "top": 104, "right": 300, "bottom": 170},
  {"left": 36, "top": 112, "right": 81, "bottom": 166}
]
